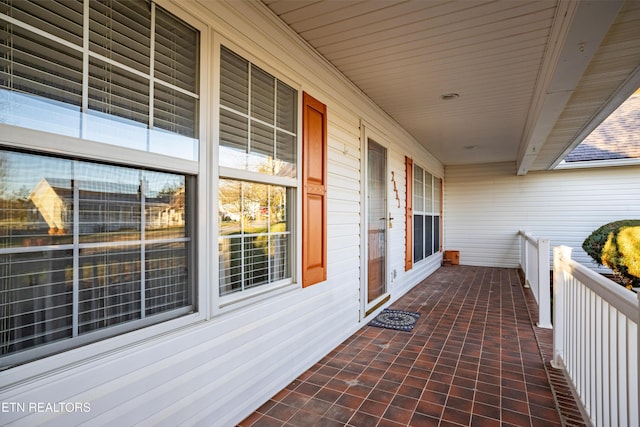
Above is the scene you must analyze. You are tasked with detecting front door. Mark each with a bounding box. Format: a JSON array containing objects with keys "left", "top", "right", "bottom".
[{"left": 366, "top": 138, "right": 387, "bottom": 310}]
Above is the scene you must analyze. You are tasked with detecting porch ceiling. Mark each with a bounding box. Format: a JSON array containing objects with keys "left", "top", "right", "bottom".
[{"left": 260, "top": 0, "right": 640, "bottom": 174}]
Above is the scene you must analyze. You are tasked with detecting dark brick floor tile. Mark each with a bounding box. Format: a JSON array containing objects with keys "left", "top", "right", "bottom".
[
  {"left": 382, "top": 405, "right": 413, "bottom": 424},
  {"left": 389, "top": 394, "right": 419, "bottom": 412},
  {"left": 376, "top": 418, "right": 406, "bottom": 427},
  {"left": 502, "top": 408, "right": 532, "bottom": 425},
  {"left": 347, "top": 410, "right": 379, "bottom": 426},
  {"left": 397, "top": 383, "right": 423, "bottom": 399},
  {"left": 411, "top": 411, "right": 441, "bottom": 426},
  {"left": 472, "top": 401, "right": 501, "bottom": 420},
  {"left": 287, "top": 409, "right": 324, "bottom": 426},
  {"left": 470, "top": 414, "right": 502, "bottom": 427},
  {"left": 255, "top": 399, "right": 276, "bottom": 414},
  {"left": 335, "top": 393, "right": 364, "bottom": 410},
  {"left": 358, "top": 399, "right": 388, "bottom": 417},
  {"left": 239, "top": 266, "right": 584, "bottom": 427},
  {"left": 280, "top": 391, "right": 310, "bottom": 409},
  {"left": 314, "top": 387, "right": 342, "bottom": 404},
  {"left": 265, "top": 403, "right": 297, "bottom": 423},
  {"left": 366, "top": 389, "right": 395, "bottom": 405},
  {"left": 446, "top": 396, "right": 473, "bottom": 413},
  {"left": 323, "top": 404, "right": 354, "bottom": 424},
  {"left": 416, "top": 400, "right": 444, "bottom": 418},
  {"left": 442, "top": 405, "right": 472, "bottom": 426}
]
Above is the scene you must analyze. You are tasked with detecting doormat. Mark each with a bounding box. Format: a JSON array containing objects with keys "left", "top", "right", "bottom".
[{"left": 369, "top": 309, "right": 420, "bottom": 332}]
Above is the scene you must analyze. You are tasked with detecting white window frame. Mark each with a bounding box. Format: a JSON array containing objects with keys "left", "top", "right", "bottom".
[
  {"left": 0, "top": 0, "right": 209, "bottom": 379},
  {"left": 413, "top": 164, "right": 442, "bottom": 264},
  {"left": 212, "top": 37, "right": 302, "bottom": 312}
]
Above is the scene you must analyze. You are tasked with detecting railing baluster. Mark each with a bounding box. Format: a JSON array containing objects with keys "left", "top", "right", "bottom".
[
  {"left": 610, "top": 307, "right": 618, "bottom": 427},
  {"left": 519, "top": 231, "right": 551, "bottom": 328},
  {"left": 618, "top": 313, "right": 627, "bottom": 426},
  {"left": 635, "top": 292, "right": 640, "bottom": 427},
  {"left": 552, "top": 245, "right": 638, "bottom": 426},
  {"left": 602, "top": 300, "right": 610, "bottom": 427},
  {"left": 537, "top": 239, "right": 551, "bottom": 328},
  {"left": 595, "top": 296, "right": 603, "bottom": 427}
]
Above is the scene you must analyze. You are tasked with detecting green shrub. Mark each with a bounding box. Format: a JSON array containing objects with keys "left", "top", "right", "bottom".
[{"left": 582, "top": 220, "right": 640, "bottom": 289}]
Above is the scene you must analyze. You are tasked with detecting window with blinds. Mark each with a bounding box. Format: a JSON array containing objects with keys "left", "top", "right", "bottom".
[
  {"left": 218, "top": 46, "right": 297, "bottom": 299},
  {"left": 0, "top": 149, "right": 194, "bottom": 365},
  {"left": 0, "top": 0, "right": 199, "bottom": 159},
  {"left": 413, "top": 165, "right": 441, "bottom": 263},
  {"left": 219, "top": 46, "right": 297, "bottom": 177},
  {"left": 0, "top": 1, "right": 199, "bottom": 368}
]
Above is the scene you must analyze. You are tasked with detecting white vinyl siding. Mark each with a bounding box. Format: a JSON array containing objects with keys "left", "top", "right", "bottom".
[{"left": 445, "top": 162, "right": 640, "bottom": 270}]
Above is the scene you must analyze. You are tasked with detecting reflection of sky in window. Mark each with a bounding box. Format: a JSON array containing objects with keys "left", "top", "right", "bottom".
[{"left": 0, "top": 90, "right": 198, "bottom": 161}]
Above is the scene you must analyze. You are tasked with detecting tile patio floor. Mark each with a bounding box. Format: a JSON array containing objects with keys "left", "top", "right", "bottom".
[{"left": 240, "top": 265, "right": 586, "bottom": 426}]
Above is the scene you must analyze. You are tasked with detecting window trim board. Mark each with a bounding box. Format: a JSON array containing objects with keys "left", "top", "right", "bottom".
[{"left": 0, "top": 125, "right": 199, "bottom": 175}]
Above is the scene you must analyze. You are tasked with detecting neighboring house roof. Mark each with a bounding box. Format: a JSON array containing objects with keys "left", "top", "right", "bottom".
[{"left": 564, "top": 89, "right": 640, "bottom": 163}]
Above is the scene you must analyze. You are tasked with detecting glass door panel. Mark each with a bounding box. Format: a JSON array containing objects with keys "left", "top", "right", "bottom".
[{"left": 367, "top": 139, "right": 387, "bottom": 304}]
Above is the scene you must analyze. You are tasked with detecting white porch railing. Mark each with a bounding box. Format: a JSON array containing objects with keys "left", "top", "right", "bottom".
[
  {"left": 518, "top": 230, "right": 552, "bottom": 328},
  {"left": 553, "top": 246, "right": 640, "bottom": 427}
]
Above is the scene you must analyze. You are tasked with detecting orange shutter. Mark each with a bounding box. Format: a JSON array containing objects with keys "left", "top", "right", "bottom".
[
  {"left": 405, "top": 156, "right": 413, "bottom": 271},
  {"left": 302, "top": 92, "right": 327, "bottom": 287}
]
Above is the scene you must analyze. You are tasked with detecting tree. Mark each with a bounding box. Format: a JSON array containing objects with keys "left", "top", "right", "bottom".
[{"left": 582, "top": 220, "right": 640, "bottom": 289}]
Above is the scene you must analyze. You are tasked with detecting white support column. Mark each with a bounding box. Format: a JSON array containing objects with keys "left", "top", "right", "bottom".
[
  {"left": 551, "top": 245, "right": 571, "bottom": 369},
  {"left": 522, "top": 232, "right": 530, "bottom": 288},
  {"left": 537, "top": 239, "right": 552, "bottom": 328}
]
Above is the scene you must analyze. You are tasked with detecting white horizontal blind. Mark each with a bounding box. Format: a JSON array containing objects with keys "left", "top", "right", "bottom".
[
  {"left": 154, "top": 7, "right": 198, "bottom": 92},
  {"left": 220, "top": 47, "right": 248, "bottom": 113},
  {"left": 153, "top": 6, "right": 198, "bottom": 137},
  {"left": 0, "top": 0, "right": 83, "bottom": 107},
  {"left": 414, "top": 165, "right": 424, "bottom": 211},
  {"left": 89, "top": 0, "right": 151, "bottom": 74},
  {"left": 250, "top": 65, "right": 274, "bottom": 125},
  {"left": 0, "top": 0, "right": 84, "bottom": 45},
  {"left": 88, "top": 57, "right": 150, "bottom": 125}
]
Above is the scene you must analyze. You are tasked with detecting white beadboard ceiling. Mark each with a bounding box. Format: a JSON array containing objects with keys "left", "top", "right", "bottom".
[{"left": 260, "top": 0, "right": 640, "bottom": 174}]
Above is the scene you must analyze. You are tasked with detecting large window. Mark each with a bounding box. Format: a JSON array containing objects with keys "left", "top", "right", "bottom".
[
  {"left": 218, "top": 46, "right": 297, "bottom": 299},
  {"left": 0, "top": 1, "right": 199, "bottom": 367},
  {"left": 0, "top": 0, "right": 199, "bottom": 160},
  {"left": 414, "top": 165, "right": 441, "bottom": 263},
  {"left": 0, "top": 149, "right": 195, "bottom": 364}
]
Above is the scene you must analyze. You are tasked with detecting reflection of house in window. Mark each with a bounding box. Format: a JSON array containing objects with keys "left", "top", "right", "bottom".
[
  {"left": 28, "top": 179, "right": 70, "bottom": 234},
  {"left": 28, "top": 178, "right": 185, "bottom": 236}
]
